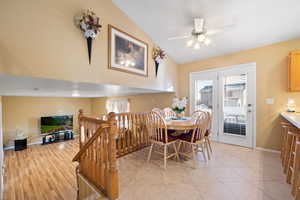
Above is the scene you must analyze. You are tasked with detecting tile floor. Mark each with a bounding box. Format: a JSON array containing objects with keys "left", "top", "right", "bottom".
[
  {"left": 4, "top": 140, "right": 294, "bottom": 200},
  {"left": 118, "top": 143, "right": 293, "bottom": 200}
]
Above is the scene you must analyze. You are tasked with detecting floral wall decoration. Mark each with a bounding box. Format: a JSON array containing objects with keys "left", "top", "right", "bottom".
[
  {"left": 152, "top": 46, "right": 166, "bottom": 77},
  {"left": 75, "top": 9, "right": 102, "bottom": 64}
]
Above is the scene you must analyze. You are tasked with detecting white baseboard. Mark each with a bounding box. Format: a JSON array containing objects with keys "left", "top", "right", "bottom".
[{"left": 255, "top": 147, "right": 280, "bottom": 154}]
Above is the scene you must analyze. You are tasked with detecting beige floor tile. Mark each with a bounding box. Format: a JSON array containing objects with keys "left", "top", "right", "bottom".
[
  {"left": 250, "top": 180, "right": 294, "bottom": 200},
  {"left": 224, "top": 181, "right": 274, "bottom": 200},
  {"left": 118, "top": 142, "right": 291, "bottom": 200}
]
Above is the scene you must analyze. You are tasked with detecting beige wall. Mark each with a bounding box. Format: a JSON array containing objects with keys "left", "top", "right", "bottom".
[
  {"left": 178, "top": 38, "right": 300, "bottom": 150},
  {"left": 91, "top": 93, "right": 175, "bottom": 114},
  {"left": 1, "top": 93, "right": 175, "bottom": 147},
  {"left": 2, "top": 97, "right": 92, "bottom": 147},
  {"left": 0, "top": 0, "right": 177, "bottom": 92}
]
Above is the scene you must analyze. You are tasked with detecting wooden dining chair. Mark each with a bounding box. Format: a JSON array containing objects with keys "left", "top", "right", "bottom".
[
  {"left": 146, "top": 111, "right": 180, "bottom": 169},
  {"left": 152, "top": 108, "right": 164, "bottom": 117},
  {"left": 177, "top": 112, "right": 209, "bottom": 167},
  {"left": 191, "top": 110, "right": 204, "bottom": 119},
  {"left": 192, "top": 110, "right": 213, "bottom": 159},
  {"left": 163, "top": 107, "right": 177, "bottom": 119},
  {"left": 204, "top": 112, "right": 213, "bottom": 159}
]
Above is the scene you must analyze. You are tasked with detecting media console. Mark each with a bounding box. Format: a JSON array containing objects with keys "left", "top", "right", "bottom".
[{"left": 42, "top": 130, "right": 74, "bottom": 145}]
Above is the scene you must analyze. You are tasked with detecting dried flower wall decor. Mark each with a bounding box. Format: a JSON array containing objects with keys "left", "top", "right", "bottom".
[
  {"left": 75, "top": 9, "right": 102, "bottom": 64},
  {"left": 152, "top": 46, "right": 166, "bottom": 77}
]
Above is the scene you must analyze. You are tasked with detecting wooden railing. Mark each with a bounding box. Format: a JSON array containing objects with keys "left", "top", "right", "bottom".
[
  {"left": 73, "top": 110, "right": 150, "bottom": 200},
  {"left": 115, "top": 112, "right": 149, "bottom": 157},
  {"left": 73, "top": 111, "right": 119, "bottom": 200}
]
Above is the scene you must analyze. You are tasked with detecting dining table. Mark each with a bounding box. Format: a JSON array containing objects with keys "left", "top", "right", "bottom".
[{"left": 165, "top": 117, "right": 196, "bottom": 131}]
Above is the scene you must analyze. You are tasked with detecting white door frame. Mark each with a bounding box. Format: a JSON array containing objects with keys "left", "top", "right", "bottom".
[{"left": 189, "top": 62, "right": 256, "bottom": 149}]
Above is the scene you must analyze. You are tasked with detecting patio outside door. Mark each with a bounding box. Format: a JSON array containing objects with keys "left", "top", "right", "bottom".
[{"left": 190, "top": 63, "right": 256, "bottom": 148}]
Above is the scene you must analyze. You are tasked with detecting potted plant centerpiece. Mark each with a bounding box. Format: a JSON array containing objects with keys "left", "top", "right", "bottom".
[{"left": 172, "top": 97, "right": 188, "bottom": 119}]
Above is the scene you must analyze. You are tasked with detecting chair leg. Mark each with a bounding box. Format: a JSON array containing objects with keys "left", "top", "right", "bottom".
[
  {"left": 292, "top": 140, "right": 300, "bottom": 196},
  {"left": 191, "top": 144, "right": 197, "bottom": 168},
  {"left": 207, "top": 137, "right": 213, "bottom": 154},
  {"left": 284, "top": 135, "right": 293, "bottom": 174},
  {"left": 287, "top": 136, "right": 295, "bottom": 184},
  {"left": 201, "top": 143, "right": 207, "bottom": 162},
  {"left": 172, "top": 142, "right": 180, "bottom": 161},
  {"left": 177, "top": 141, "right": 182, "bottom": 153},
  {"left": 281, "top": 127, "right": 285, "bottom": 159},
  {"left": 147, "top": 143, "right": 154, "bottom": 162},
  {"left": 205, "top": 141, "right": 211, "bottom": 160},
  {"left": 164, "top": 145, "right": 167, "bottom": 169}
]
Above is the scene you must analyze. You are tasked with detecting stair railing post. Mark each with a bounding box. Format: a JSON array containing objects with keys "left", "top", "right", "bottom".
[{"left": 107, "top": 112, "right": 119, "bottom": 199}]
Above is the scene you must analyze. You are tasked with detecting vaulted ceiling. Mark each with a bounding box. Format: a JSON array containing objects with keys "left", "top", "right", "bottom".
[{"left": 113, "top": 0, "right": 300, "bottom": 63}]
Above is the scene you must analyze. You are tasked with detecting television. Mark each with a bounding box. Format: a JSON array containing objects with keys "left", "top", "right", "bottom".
[{"left": 41, "top": 115, "right": 73, "bottom": 134}]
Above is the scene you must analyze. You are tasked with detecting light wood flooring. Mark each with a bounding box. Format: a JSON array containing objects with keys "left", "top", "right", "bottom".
[
  {"left": 4, "top": 140, "right": 294, "bottom": 200},
  {"left": 4, "top": 140, "right": 78, "bottom": 200}
]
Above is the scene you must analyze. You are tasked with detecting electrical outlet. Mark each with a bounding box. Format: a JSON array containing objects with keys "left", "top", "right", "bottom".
[{"left": 265, "top": 98, "right": 274, "bottom": 105}]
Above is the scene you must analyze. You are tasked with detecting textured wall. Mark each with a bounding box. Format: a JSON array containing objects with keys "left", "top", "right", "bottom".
[{"left": 0, "top": 0, "right": 177, "bottom": 92}]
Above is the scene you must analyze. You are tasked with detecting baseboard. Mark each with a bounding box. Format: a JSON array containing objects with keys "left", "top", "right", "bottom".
[{"left": 255, "top": 147, "right": 280, "bottom": 154}]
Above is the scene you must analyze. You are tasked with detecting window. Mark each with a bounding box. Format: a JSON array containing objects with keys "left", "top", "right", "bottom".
[{"left": 106, "top": 98, "right": 130, "bottom": 113}]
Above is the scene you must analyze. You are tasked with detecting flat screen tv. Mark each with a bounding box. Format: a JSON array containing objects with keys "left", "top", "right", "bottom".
[{"left": 41, "top": 115, "right": 73, "bottom": 134}]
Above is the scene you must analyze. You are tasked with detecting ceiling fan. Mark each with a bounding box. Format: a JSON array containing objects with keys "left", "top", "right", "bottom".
[{"left": 168, "top": 18, "right": 230, "bottom": 49}]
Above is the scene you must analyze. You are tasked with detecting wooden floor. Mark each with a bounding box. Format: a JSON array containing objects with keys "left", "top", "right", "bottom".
[{"left": 4, "top": 140, "right": 78, "bottom": 200}]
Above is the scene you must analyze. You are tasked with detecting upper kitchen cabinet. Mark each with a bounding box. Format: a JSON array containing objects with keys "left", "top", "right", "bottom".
[{"left": 288, "top": 51, "right": 300, "bottom": 92}]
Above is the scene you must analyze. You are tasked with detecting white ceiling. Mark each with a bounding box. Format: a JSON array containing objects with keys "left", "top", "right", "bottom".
[
  {"left": 113, "top": 0, "right": 300, "bottom": 63},
  {"left": 0, "top": 75, "right": 168, "bottom": 98}
]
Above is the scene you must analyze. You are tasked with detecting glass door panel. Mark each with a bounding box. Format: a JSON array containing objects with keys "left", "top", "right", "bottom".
[
  {"left": 223, "top": 74, "right": 247, "bottom": 136},
  {"left": 195, "top": 80, "right": 213, "bottom": 113},
  {"left": 190, "top": 72, "right": 218, "bottom": 141}
]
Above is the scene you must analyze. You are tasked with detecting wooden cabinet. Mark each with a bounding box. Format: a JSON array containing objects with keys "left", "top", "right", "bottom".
[{"left": 288, "top": 51, "right": 300, "bottom": 92}]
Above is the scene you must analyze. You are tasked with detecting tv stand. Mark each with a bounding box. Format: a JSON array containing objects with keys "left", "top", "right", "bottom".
[{"left": 42, "top": 130, "right": 73, "bottom": 145}]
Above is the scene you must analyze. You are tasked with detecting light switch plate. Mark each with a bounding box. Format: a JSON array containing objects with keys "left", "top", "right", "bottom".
[{"left": 265, "top": 98, "right": 274, "bottom": 105}]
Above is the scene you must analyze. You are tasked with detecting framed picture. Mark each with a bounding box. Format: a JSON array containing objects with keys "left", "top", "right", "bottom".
[{"left": 108, "top": 25, "right": 148, "bottom": 77}]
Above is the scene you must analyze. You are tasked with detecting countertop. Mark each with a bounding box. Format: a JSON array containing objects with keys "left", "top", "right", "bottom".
[{"left": 281, "top": 112, "right": 300, "bottom": 129}]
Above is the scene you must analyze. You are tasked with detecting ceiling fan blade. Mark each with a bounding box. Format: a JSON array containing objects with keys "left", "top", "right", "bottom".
[
  {"left": 206, "top": 29, "right": 223, "bottom": 35},
  {"left": 194, "top": 18, "right": 204, "bottom": 33},
  {"left": 206, "top": 23, "right": 236, "bottom": 36},
  {"left": 167, "top": 35, "right": 191, "bottom": 40}
]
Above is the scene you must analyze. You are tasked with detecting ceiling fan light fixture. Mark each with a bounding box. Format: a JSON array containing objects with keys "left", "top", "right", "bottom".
[
  {"left": 197, "top": 34, "right": 205, "bottom": 42},
  {"left": 194, "top": 43, "right": 200, "bottom": 50},
  {"left": 187, "top": 39, "right": 194, "bottom": 47},
  {"left": 204, "top": 38, "right": 211, "bottom": 46}
]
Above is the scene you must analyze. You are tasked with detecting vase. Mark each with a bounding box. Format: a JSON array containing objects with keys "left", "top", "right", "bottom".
[
  {"left": 154, "top": 60, "right": 159, "bottom": 77},
  {"left": 177, "top": 112, "right": 185, "bottom": 119},
  {"left": 86, "top": 36, "right": 93, "bottom": 64}
]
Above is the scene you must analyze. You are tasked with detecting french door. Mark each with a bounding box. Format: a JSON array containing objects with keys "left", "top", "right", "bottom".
[{"left": 190, "top": 63, "right": 256, "bottom": 148}]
